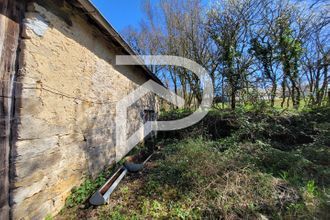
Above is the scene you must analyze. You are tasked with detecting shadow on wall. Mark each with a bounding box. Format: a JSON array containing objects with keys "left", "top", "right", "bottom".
[
  {"left": 73, "top": 87, "right": 157, "bottom": 177},
  {"left": 2, "top": 0, "right": 159, "bottom": 218},
  {"left": 74, "top": 100, "right": 117, "bottom": 177},
  {"left": 34, "top": 0, "right": 160, "bottom": 174},
  {"left": 19, "top": 0, "right": 156, "bottom": 176}
]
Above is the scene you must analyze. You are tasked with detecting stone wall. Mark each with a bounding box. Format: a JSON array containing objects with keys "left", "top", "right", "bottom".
[{"left": 10, "top": 1, "right": 157, "bottom": 219}]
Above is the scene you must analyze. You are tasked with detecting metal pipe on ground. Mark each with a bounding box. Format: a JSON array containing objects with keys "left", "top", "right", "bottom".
[{"left": 89, "top": 153, "right": 154, "bottom": 206}]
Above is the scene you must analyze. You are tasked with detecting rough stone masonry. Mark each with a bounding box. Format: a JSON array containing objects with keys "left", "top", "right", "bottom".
[{"left": 0, "top": 0, "right": 160, "bottom": 219}]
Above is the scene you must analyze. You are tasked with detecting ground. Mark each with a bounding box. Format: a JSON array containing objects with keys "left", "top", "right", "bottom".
[{"left": 56, "top": 106, "right": 330, "bottom": 219}]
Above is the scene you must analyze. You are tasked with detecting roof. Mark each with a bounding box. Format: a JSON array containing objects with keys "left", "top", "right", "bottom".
[{"left": 72, "top": 0, "right": 163, "bottom": 86}]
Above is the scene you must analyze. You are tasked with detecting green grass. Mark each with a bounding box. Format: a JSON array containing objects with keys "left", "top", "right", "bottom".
[{"left": 273, "top": 98, "right": 309, "bottom": 111}]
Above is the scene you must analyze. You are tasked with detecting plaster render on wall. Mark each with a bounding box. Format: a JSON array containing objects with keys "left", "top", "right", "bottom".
[
  {"left": 9, "top": 1, "right": 158, "bottom": 219},
  {"left": 24, "top": 14, "right": 49, "bottom": 37}
]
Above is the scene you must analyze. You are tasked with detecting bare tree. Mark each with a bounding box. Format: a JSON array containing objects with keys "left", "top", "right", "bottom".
[
  {"left": 207, "top": 0, "right": 261, "bottom": 109},
  {"left": 122, "top": 0, "right": 329, "bottom": 110}
]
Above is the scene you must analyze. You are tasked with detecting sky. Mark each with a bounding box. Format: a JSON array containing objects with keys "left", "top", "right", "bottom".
[
  {"left": 90, "top": 0, "right": 210, "bottom": 33},
  {"left": 90, "top": 0, "right": 150, "bottom": 33},
  {"left": 89, "top": 0, "right": 321, "bottom": 32}
]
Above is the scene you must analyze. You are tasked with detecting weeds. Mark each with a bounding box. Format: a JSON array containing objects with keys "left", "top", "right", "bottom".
[
  {"left": 64, "top": 164, "right": 121, "bottom": 209},
  {"left": 58, "top": 107, "right": 330, "bottom": 219}
]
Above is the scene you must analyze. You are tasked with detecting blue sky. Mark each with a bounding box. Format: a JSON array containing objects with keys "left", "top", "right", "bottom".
[
  {"left": 90, "top": 0, "right": 210, "bottom": 33},
  {"left": 90, "top": 0, "right": 150, "bottom": 32}
]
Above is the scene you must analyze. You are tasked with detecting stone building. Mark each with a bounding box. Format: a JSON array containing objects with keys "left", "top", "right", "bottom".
[{"left": 0, "top": 0, "right": 161, "bottom": 219}]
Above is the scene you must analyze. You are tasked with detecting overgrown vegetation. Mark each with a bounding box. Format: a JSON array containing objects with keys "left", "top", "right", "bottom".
[
  {"left": 64, "top": 165, "right": 121, "bottom": 208},
  {"left": 57, "top": 106, "right": 330, "bottom": 219}
]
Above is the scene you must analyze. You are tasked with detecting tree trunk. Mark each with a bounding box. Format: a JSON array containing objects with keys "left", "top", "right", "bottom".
[
  {"left": 221, "top": 76, "right": 225, "bottom": 109},
  {"left": 231, "top": 88, "right": 236, "bottom": 110},
  {"left": 281, "top": 77, "right": 287, "bottom": 108},
  {"left": 270, "top": 80, "right": 277, "bottom": 107},
  {"left": 291, "top": 80, "right": 298, "bottom": 109},
  {"left": 319, "top": 57, "right": 328, "bottom": 106}
]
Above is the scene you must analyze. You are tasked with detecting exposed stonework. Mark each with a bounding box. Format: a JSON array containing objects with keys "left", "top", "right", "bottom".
[{"left": 9, "top": 1, "right": 158, "bottom": 219}]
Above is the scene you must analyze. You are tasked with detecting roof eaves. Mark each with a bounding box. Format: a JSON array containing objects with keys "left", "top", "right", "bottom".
[{"left": 74, "top": 0, "right": 164, "bottom": 86}]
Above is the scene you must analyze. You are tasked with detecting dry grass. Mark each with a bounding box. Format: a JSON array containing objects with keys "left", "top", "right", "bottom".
[{"left": 57, "top": 107, "right": 330, "bottom": 219}]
